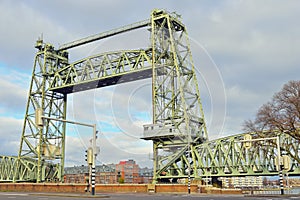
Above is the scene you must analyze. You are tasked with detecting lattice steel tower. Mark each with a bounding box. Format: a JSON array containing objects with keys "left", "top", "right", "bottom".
[
  {"left": 142, "top": 10, "right": 207, "bottom": 182},
  {"left": 18, "top": 41, "right": 69, "bottom": 182}
]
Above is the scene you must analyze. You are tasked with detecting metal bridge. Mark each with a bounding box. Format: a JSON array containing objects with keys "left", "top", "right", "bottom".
[{"left": 0, "top": 9, "right": 299, "bottom": 183}]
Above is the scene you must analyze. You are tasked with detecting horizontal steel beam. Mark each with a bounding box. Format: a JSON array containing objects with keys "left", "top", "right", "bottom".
[{"left": 59, "top": 19, "right": 150, "bottom": 51}]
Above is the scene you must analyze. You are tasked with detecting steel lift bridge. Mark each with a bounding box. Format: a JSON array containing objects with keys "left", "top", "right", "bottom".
[{"left": 0, "top": 9, "right": 300, "bottom": 183}]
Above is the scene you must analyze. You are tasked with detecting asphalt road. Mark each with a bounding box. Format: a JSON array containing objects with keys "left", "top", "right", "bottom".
[{"left": 0, "top": 193, "right": 300, "bottom": 200}]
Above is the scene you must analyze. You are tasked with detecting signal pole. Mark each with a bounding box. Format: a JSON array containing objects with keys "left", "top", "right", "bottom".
[
  {"left": 91, "top": 124, "right": 97, "bottom": 195},
  {"left": 36, "top": 108, "right": 98, "bottom": 195}
]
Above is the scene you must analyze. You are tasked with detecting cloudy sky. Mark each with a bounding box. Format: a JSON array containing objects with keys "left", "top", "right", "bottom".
[{"left": 0, "top": 0, "right": 299, "bottom": 168}]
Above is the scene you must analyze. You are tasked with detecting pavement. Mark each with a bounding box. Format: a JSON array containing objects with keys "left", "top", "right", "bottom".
[
  {"left": 30, "top": 192, "right": 110, "bottom": 198},
  {"left": 246, "top": 194, "right": 300, "bottom": 198},
  {"left": 28, "top": 192, "right": 300, "bottom": 199}
]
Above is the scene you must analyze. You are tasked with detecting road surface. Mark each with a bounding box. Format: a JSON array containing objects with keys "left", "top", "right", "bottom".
[{"left": 0, "top": 192, "right": 299, "bottom": 200}]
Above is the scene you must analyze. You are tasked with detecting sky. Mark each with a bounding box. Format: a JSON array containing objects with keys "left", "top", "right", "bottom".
[{"left": 0, "top": 0, "right": 299, "bottom": 168}]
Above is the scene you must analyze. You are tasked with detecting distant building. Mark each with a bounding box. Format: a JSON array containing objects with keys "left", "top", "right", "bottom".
[
  {"left": 64, "top": 164, "right": 118, "bottom": 184},
  {"left": 116, "top": 159, "right": 140, "bottom": 183},
  {"left": 220, "top": 176, "right": 263, "bottom": 188},
  {"left": 64, "top": 160, "right": 153, "bottom": 184},
  {"left": 64, "top": 165, "right": 89, "bottom": 183},
  {"left": 95, "top": 164, "right": 118, "bottom": 184},
  {"left": 139, "top": 167, "right": 153, "bottom": 184}
]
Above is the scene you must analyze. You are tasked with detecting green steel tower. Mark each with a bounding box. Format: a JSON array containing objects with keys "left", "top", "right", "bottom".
[
  {"left": 18, "top": 40, "right": 69, "bottom": 182},
  {"left": 142, "top": 9, "right": 207, "bottom": 182}
]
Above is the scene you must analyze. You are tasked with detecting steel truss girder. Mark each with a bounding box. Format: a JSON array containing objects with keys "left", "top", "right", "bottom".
[
  {"left": 49, "top": 49, "right": 152, "bottom": 94},
  {"left": 0, "top": 156, "right": 61, "bottom": 182},
  {"left": 155, "top": 131, "right": 300, "bottom": 181},
  {"left": 0, "top": 156, "right": 37, "bottom": 182}
]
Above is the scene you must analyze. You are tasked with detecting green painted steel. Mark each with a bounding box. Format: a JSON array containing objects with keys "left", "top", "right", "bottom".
[
  {"left": 0, "top": 155, "right": 61, "bottom": 182},
  {"left": 16, "top": 41, "right": 68, "bottom": 182},
  {"left": 1, "top": 9, "right": 299, "bottom": 183},
  {"left": 0, "top": 156, "right": 36, "bottom": 182},
  {"left": 147, "top": 9, "right": 208, "bottom": 183},
  {"left": 156, "top": 130, "right": 300, "bottom": 181},
  {"left": 49, "top": 49, "right": 152, "bottom": 94},
  {"left": 58, "top": 19, "right": 150, "bottom": 51},
  {"left": 50, "top": 9, "right": 208, "bottom": 183}
]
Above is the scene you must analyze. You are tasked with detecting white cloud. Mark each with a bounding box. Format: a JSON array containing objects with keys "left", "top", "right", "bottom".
[
  {"left": 0, "top": 1, "right": 75, "bottom": 69},
  {"left": 186, "top": 1, "right": 300, "bottom": 139},
  {"left": 65, "top": 135, "right": 90, "bottom": 166},
  {"left": 97, "top": 135, "right": 153, "bottom": 167},
  {"left": 190, "top": 1, "right": 300, "bottom": 71},
  {"left": 64, "top": 129, "right": 153, "bottom": 167},
  {"left": 221, "top": 85, "right": 263, "bottom": 136},
  {"left": 0, "top": 117, "right": 22, "bottom": 156},
  {"left": 226, "top": 85, "right": 261, "bottom": 106},
  {"left": 0, "top": 74, "right": 28, "bottom": 115},
  {"left": 64, "top": 79, "right": 153, "bottom": 167}
]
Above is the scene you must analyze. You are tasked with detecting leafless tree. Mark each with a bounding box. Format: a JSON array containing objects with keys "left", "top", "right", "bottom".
[{"left": 243, "top": 80, "right": 300, "bottom": 139}]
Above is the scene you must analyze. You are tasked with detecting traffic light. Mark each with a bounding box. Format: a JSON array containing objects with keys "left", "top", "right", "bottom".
[
  {"left": 85, "top": 147, "right": 93, "bottom": 165},
  {"left": 275, "top": 155, "right": 291, "bottom": 171},
  {"left": 282, "top": 155, "right": 291, "bottom": 171}
]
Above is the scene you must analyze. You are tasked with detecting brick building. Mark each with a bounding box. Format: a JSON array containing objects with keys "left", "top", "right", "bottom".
[
  {"left": 64, "top": 160, "right": 153, "bottom": 184},
  {"left": 139, "top": 167, "right": 153, "bottom": 184},
  {"left": 64, "top": 165, "right": 89, "bottom": 183},
  {"left": 64, "top": 164, "right": 117, "bottom": 184},
  {"left": 116, "top": 159, "right": 140, "bottom": 183}
]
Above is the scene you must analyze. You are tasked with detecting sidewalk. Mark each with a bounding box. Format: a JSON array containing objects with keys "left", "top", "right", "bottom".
[
  {"left": 245, "top": 194, "right": 300, "bottom": 198},
  {"left": 30, "top": 193, "right": 110, "bottom": 198}
]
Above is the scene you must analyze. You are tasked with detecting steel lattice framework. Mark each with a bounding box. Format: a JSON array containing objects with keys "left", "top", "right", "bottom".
[
  {"left": 146, "top": 9, "right": 207, "bottom": 182},
  {"left": 50, "top": 49, "right": 152, "bottom": 93},
  {"left": 0, "top": 9, "right": 299, "bottom": 183},
  {"left": 18, "top": 41, "right": 68, "bottom": 182},
  {"left": 157, "top": 131, "right": 300, "bottom": 181}
]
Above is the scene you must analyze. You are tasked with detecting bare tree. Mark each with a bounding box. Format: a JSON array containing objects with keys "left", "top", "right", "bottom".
[{"left": 243, "top": 80, "right": 300, "bottom": 139}]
